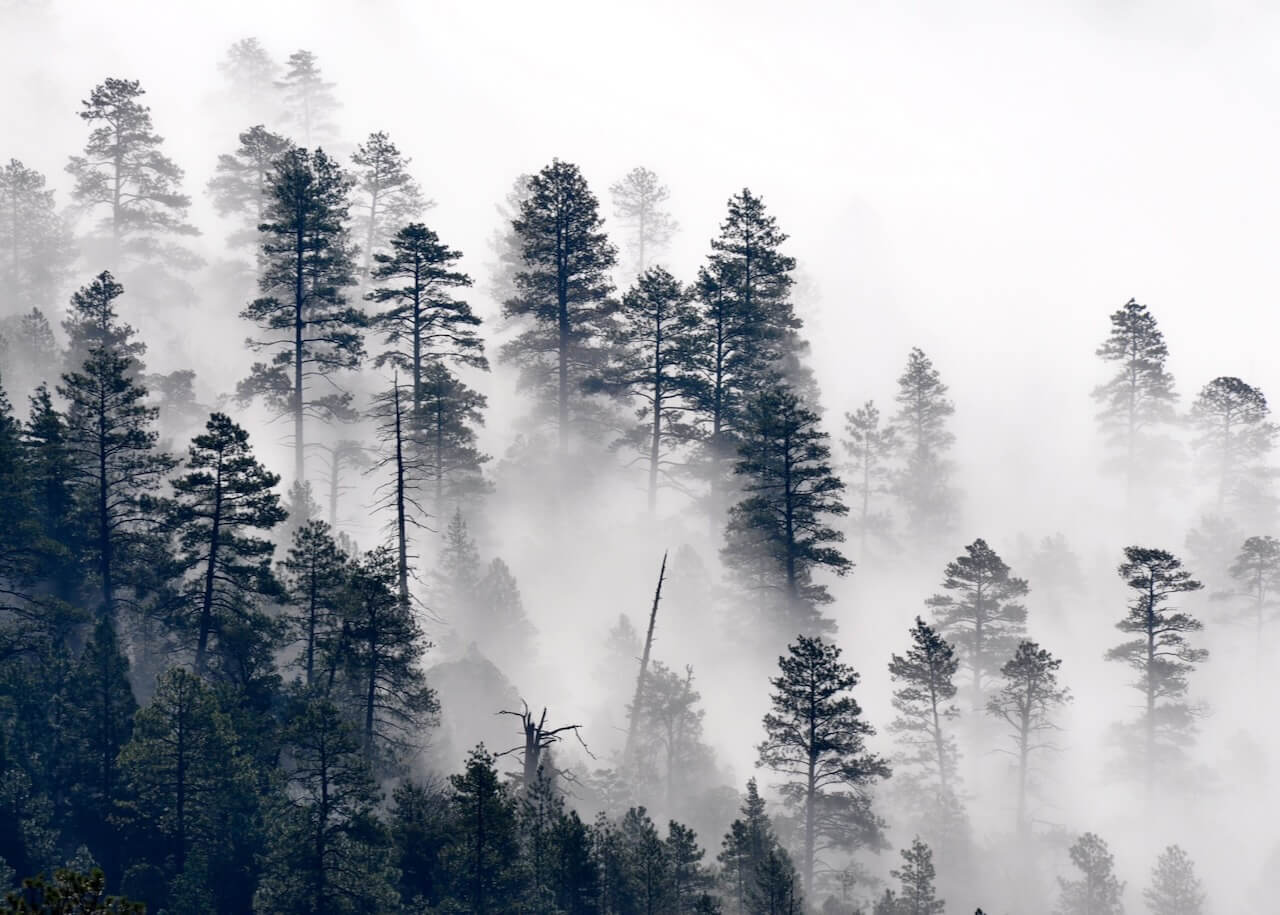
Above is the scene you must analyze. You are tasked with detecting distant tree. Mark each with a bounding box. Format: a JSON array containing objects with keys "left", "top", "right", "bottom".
[
  {"left": 888, "top": 617, "right": 960, "bottom": 797},
  {"left": 1183, "top": 513, "right": 1241, "bottom": 590},
  {"left": 473, "top": 556, "right": 535, "bottom": 672},
  {"left": 502, "top": 158, "right": 618, "bottom": 455},
  {"left": 1092, "top": 298, "right": 1179, "bottom": 494},
  {"left": 166, "top": 412, "right": 286, "bottom": 674},
  {"left": 1105, "top": 546, "right": 1207, "bottom": 784},
  {"left": 986, "top": 640, "right": 1071, "bottom": 836},
  {"left": 873, "top": 889, "right": 899, "bottom": 915},
  {"left": 0, "top": 159, "right": 75, "bottom": 315},
  {"left": 927, "top": 538, "right": 1028, "bottom": 706},
  {"left": 441, "top": 746, "right": 525, "bottom": 913},
  {"left": 237, "top": 147, "right": 363, "bottom": 485},
  {"left": 1143, "top": 845, "right": 1204, "bottom": 915},
  {"left": 309, "top": 438, "right": 371, "bottom": 528},
  {"left": 485, "top": 173, "right": 534, "bottom": 306},
  {"left": 667, "top": 820, "right": 711, "bottom": 914},
  {"left": 891, "top": 838, "right": 945, "bottom": 915},
  {"left": 588, "top": 266, "right": 701, "bottom": 512},
  {"left": 254, "top": 698, "right": 399, "bottom": 915},
  {"left": 757, "top": 635, "right": 889, "bottom": 900},
  {"left": 1221, "top": 535, "right": 1280, "bottom": 640},
  {"left": 145, "top": 369, "right": 206, "bottom": 444},
  {"left": 723, "top": 386, "right": 851, "bottom": 641},
  {"left": 893, "top": 348, "right": 958, "bottom": 543},
  {"left": 275, "top": 50, "right": 340, "bottom": 146},
  {"left": 1055, "top": 832, "right": 1124, "bottom": 915},
  {"left": 351, "top": 132, "right": 431, "bottom": 276},
  {"left": 279, "top": 519, "right": 349, "bottom": 688},
  {"left": 631, "top": 662, "right": 712, "bottom": 810},
  {"left": 207, "top": 125, "right": 294, "bottom": 250},
  {"left": 610, "top": 166, "right": 678, "bottom": 279},
  {"left": 1189, "top": 376, "right": 1277, "bottom": 525},
  {"left": 65, "top": 78, "right": 200, "bottom": 296},
  {"left": 1027, "top": 533, "right": 1085, "bottom": 618},
  {"left": 218, "top": 37, "right": 279, "bottom": 122},
  {"left": 23, "top": 383, "right": 81, "bottom": 604},
  {"left": 0, "top": 308, "right": 61, "bottom": 400},
  {"left": 841, "top": 400, "right": 899, "bottom": 560}
]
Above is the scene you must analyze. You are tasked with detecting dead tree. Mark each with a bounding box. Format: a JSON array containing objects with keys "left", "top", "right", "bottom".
[
  {"left": 497, "top": 700, "right": 589, "bottom": 793},
  {"left": 623, "top": 551, "right": 667, "bottom": 764}
]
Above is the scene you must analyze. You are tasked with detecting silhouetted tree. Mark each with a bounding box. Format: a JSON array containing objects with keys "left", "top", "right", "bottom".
[
  {"left": 893, "top": 348, "right": 957, "bottom": 544},
  {"left": 352, "top": 131, "right": 431, "bottom": 276},
  {"left": 1, "top": 158, "right": 74, "bottom": 315},
  {"left": 1055, "top": 832, "right": 1124, "bottom": 915},
  {"left": 888, "top": 617, "right": 959, "bottom": 797},
  {"left": 1189, "top": 376, "right": 1277, "bottom": 526},
  {"left": 1221, "top": 535, "right": 1280, "bottom": 640},
  {"left": 207, "top": 125, "right": 293, "bottom": 250},
  {"left": 441, "top": 746, "right": 525, "bottom": 913},
  {"left": 719, "top": 779, "right": 788, "bottom": 915},
  {"left": 610, "top": 166, "right": 678, "bottom": 279},
  {"left": 842, "top": 400, "right": 899, "bottom": 560},
  {"left": 370, "top": 378, "right": 425, "bottom": 608},
  {"left": 276, "top": 50, "right": 340, "bottom": 146},
  {"left": 279, "top": 519, "right": 349, "bottom": 688},
  {"left": 62, "top": 270, "right": 144, "bottom": 376},
  {"left": 388, "top": 777, "right": 451, "bottom": 910},
  {"left": 1143, "top": 845, "right": 1204, "bottom": 915},
  {"left": 416, "top": 362, "right": 491, "bottom": 511},
  {"left": 757, "top": 635, "right": 889, "bottom": 899},
  {"left": 891, "top": 838, "right": 945, "bottom": 915}
]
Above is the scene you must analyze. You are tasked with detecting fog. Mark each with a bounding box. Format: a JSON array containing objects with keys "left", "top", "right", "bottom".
[{"left": 2, "top": 0, "right": 1279, "bottom": 912}]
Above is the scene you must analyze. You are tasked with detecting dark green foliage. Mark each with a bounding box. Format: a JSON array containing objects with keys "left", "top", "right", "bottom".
[
  {"left": 1144, "top": 844, "right": 1205, "bottom": 915},
  {"left": 926, "top": 538, "right": 1028, "bottom": 705},
  {"left": 1189, "top": 376, "right": 1278, "bottom": 525},
  {"left": 207, "top": 124, "right": 294, "bottom": 249},
  {"left": 439, "top": 746, "right": 524, "bottom": 913},
  {"left": 757, "top": 636, "right": 889, "bottom": 900},
  {"left": 276, "top": 50, "right": 340, "bottom": 146},
  {"left": 61, "top": 270, "right": 144, "bottom": 376},
  {"left": 388, "top": 778, "right": 451, "bottom": 909},
  {"left": 501, "top": 158, "right": 618, "bottom": 454},
  {"left": 718, "top": 779, "right": 795, "bottom": 915},
  {"left": 891, "top": 838, "right": 945, "bottom": 915},
  {"left": 279, "top": 519, "right": 349, "bottom": 688},
  {"left": 352, "top": 132, "right": 431, "bottom": 275},
  {"left": 0, "top": 159, "right": 75, "bottom": 315},
  {"left": 1105, "top": 547, "right": 1206, "bottom": 782},
  {"left": 892, "top": 348, "right": 957, "bottom": 544},
  {"left": 888, "top": 618, "right": 959, "bottom": 796},
  {"left": 1055, "top": 832, "right": 1124, "bottom": 915},
  {"left": 1, "top": 867, "right": 143, "bottom": 913},
  {"left": 415, "top": 362, "right": 491, "bottom": 511},
  {"left": 723, "top": 386, "right": 851, "bottom": 641},
  {"left": 841, "top": 400, "right": 899, "bottom": 560}
]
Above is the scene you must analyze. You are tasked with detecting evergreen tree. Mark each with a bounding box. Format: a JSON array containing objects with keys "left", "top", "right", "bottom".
[
  {"left": 388, "top": 778, "right": 451, "bottom": 910},
  {"left": 666, "top": 820, "right": 710, "bottom": 914},
  {"left": 279, "top": 519, "right": 349, "bottom": 688},
  {"left": 218, "top": 37, "right": 279, "bottom": 123},
  {"left": 986, "top": 640, "right": 1071, "bottom": 836},
  {"left": 369, "top": 379, "right": 425, "bottom": 609},
  {"left": 841, "top": 400, "right": 899, "bottom": 560},
  {"left": 748, "top": 847, "right": 803, "bottom": 915},
  {"left": 887, "top": 617, "right": 960, "bottom": 797},
  {"left": 1, "top": 866, "right": 144, "bottom": 914},
  {"left": 65, "top": 78, "right": 201, "bottom": 297},
  {"left": 893, "top": 348, "right": 958, "bottom": 544},
  {"left": 0, "top": 372, "right": 42, "bottom": 619},
  {"left": 417, "top": 362, "right": 491, "bottom": 511},
  {"left": 609, "top": 166, "right": 678, "bottom": 279},
  {"left": 550, "top": 808, "right": 600, "bottom": 915},
  {"left": 1105, "top": 546, "right": 1207, "bottom": 785},
  {"left": 166, "top": 412, "right": 286, "bottom": 674},
  {"left": 440, "top": 746, "right": 524, "bottom": 913},
  {"left": 1055, "top": 833, "right": 1124, "bottom": 915},
  {"left": 1221, "top": 535, "right": 1280, "bottom": 640},
  {"left": 254, "top": 697, "right": 399, "bottom": 915},
  {"left": 0, "top": 308, "right": 61, "bottom": 401},
  {"left": 717, "top": 779, "right": 781, "bottom": 915},
  {"left": 1189, "top": 376, "right": 1277, "bottom": 526},
  {"left": 926, "top": 538, "right": 1028, "bottom": 706},
  {"left": 0, "top": 158, "right": 74, "bottom": 315},
  {"left": 311, "top": 438, "right": 370, "bottom": 528},
  {"left": 61, "top": 270, "right": 144, "bottom": 377},
  {"left": 207, "top": 124, "right": 294, "bottom": 250},
  {"left": 276, "top": 50, "right": 340, "bottom": 146},
  {"left": 588, "top": 265, "right": 701, "bottom": 512},
  {"left": 631, "top": 662, "right": 713, "bottom": 811},
  {"left": 501, "top": 158, "right": 618, "bottom": 455},
  {"left": 473, "top": 556, "right": 535, "bottom": 673},
  {"left": 723, "top": 385, "right": 851, "bottom": 641},
  {"left": 1092, "top": 298, "right": 1179, "bottom": 493},
  {"left": 891, "top": 838, "right": 945, "bottom": 915},
  {"left": 1143, "top": 845, "right": 1204, "bottom": 915},
  {"left": 237, "top": 147, "right": 363, "bottom": 485},
  {"left": 351, "top": 131, "right": 431, "bottom": 276},
  {"left": 23, "top": 384, "right": 81, "bottom": 605},
  {"left": 757, "top": 635, "right": 889, "bottom": 899}
]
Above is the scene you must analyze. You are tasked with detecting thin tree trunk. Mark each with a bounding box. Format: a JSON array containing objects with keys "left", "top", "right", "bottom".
[
  {"left": 623, "top": 552, "right": 667, "bottom": 764},
  {"left": 195, "top": 460, "right": 223, "bottom": 675}
]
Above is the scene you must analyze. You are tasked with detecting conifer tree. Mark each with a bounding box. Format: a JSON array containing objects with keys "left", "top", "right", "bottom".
[
  {"left": 387, "top": 778, "right": 451, "bottom": 910},
  {"left": 749, "top": 847, "right": 803, "bottom": 915},
  {"left": 718, "top": 779, "right": 780, "bottom": 915},
  {"left": 1105, "top": 546, "right": 1206, "bottom": 785},
  {"left": 723, "top": 385, "right": 851, "bottom": 641},
  {"left": 891, "top": 838, "right": 945, "bottom": 915},
  {"left": 1093, "top": 298, "right": 1179, "bottom": 494},
  {"left": 893, "top": 348, "right": 958, "bottom": 543},
  {"left": 926, "top": 538, "right": 1028, "bottom": 706},
  {"left": 631, "top": 662, "right": 712, "bottom": 810},
  {"left": 370, "top": 379, "right": 425, "bottom": 608},
  {"left": 1143, "top": 845, "right": 1204, "bottom": 915},
  {"left": 1055, "top": 833, "right": 1124, "bottom": 915},
  {"left": 276, "top": 50, "right": 340, "bottom": 146},
  {"left": 218, "top": 37, "right": 279, "bottom": 123},
  {"left": 610, "top": 166, "right": 678, "bottom": 279},
  {"left": 473, "top": 556, "right": 535, "bottom": 672},
  {"left": 62, "top": 270, "right": 144, "bottom": 376},
  {"left": 0, "top": 372, "right": 42, "bottom": 618},
  {"left": 441, "top": 746, "right": 525, "bottom": 913},
  {"left": 986, "top": 640, "right": 1071, "bottom": 836},
  {"left": 207, "top": 125, "right": 294, "bottom": 250},
  {"left": 1221, "top": 535, "right": 1280, "bottom": 640},
  {"left": 0, "top": 307, "right": 61, "bottom": 401},
  {"left": 588, "top": 265, "right": 701, "bottom": 512},
  {"left": 279, "top": 519, "right": 349, "bottom": 688},
  {"left": 888, "top": 617, "right": 960, "bottom": 797},
  {"left": 842, "top": 400, "right": 899, "bottom": 560},
  {"left": 23, "top": 383, "right": 81, "bottom": 605},
  {"left": 238, "top": 147, "right": 363, "bottom": 485},
  {"left": 1, "top": 158, "right": 75, "bottom": 314},
  {"left": 308, "top": 438, "right": 370, "bottom": 528},
  {"left": 417, "top": 362, "right": 491, "bottom": 511},
  {"left": 501, "top": 158, "right": 618, "bottom": 455},
  {"left": 1189, "top": 376, "right": 1277, "bottom": 525},
  {"left": 65, "top": 78, "right": 201, "bottom": 296},
  {"left": 757, "top": 635, "right": 889, "bottom": 900},
  {"left": 667, "top": 820, "right": 710, "bottom": 914},
  {"left": 352, "top": 131, "right": 431, "bottom": 276},
  {"left": 166, "top": 412, "right": 286, "bottom": 674}
]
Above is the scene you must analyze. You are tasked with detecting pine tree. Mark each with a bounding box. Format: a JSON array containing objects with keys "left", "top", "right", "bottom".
[
  {"left": 718, "top": 779, "right": 778, "bottom": 915},
  {"left": 23, "top": 384, "right": 81, "bottom": 605},
  {"left": 352, "top": 131, "right": 431, "bottom": 276},
  {"left": 1093, "top": 298, "right": 1180, "bottom": 494},
  {"left": 723, "top": 385, "right": 851, "bottom": 641},
  {"left": 667, "top": 820, "right": 710, "bottom": 914},
  {"left": 986, "top": 640, "right": 1071, "bottom": 836},
  {"left": 280, "top": 519, "right": 349, "bottom": 688},
  {"left": 166, "top": 412, "right": 286, "bottom": 674},
  {"left": 609, "top": 166, "right": 678, "bottom": 279},
  {"left": 473, "top": 556, "right": 535, "bottom": 674},
  {"left": 207, "top": 125, "right": 294, "bottom": 250},
  {"left": 417, "top": 362, "right": 491, "bottom": 512},
  {"left": 1055, "top": 833, "right": 1124, "bottom": 915},
  {"left": 237, "top": 147, "right": 363, "bottom": 485},
  {"left": 550, "top": 808, "right": 599, "bottom": 915},
  {"left": 841, "top": 400, "right": 899, "bottom": 560},
  {"left": 631, "top": 662, "right": 712, "bottom": 811},
  {"left": 926, "top": 538, "right": 1028, "bottom": 706},
  {"left": 893, "top": 348, "right": 958, "bottom": 543},
  {"left": 891, "top": 838, "right": 945, "bottom": 915},
  {"left": 1105, "top": 546, "right": 1207, "bottom": 785},
  {"left": 501, "top": 158, "right": 618, "bottom": 456},
  {"left": 65, "top": 78, "right": 201, "bottom": 297},
  {"left": 0, "top": 307, "right": 61, "bottom": 402},
  {"left": 440, "top": 746, "right": 525, "bottom": 913},
  {"left": 0, "top": 371, "right": 42, "bottom": 619},
  {"left": 588, "top": 265, "right": 701, "bottom": 512},
  {"left": 1189, "top": 376, "right": 1277, "bottom": 525},
  {"left": 388, "top": 778, "right": 451, "bottom": 910},
  {"left": 0, "top": 158, "right": 75, "bottom": 315},
  {"left": 757, "top": 635, "right": 889, "bottom": 900},
  {"left": 311, "top": 438, "right": 370, "bottom": 528},
  {"left": 1221, "top": 535, "right": 1280, "bottom": 641},
  {"left": 218, "top": 37, "right": 279, "bottom": 123},
  {"left": 1, "top": 866, "right": 144, "bottom": 913},
  {"left": 1143, "top": 845, "right": 1204, "bottom": 915},
  {"left": 276, "top": 50, "right": 341, "bottom": 146},
  {"left": 749, "top": 847, "right": 803, "bottom": 915},
  {"left": 370, "top": 379, "right": 426, "bottom": 609},
  {"left": 62, "top": 270, "right": 145, "bottom": 376},
  {"left": 888, "top": 617, "right": 960, "bottom": 797}
]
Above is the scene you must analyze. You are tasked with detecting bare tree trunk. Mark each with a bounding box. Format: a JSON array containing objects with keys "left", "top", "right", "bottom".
[{"left": 623, "top": 552, "right": 667, "bottom": 764}]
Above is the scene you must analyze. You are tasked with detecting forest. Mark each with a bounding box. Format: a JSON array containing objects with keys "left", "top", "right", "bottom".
[{"left": 1, "top": 3, "right": 1278, "bottom": 914}]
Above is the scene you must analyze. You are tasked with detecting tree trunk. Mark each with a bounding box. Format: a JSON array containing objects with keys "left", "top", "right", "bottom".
[
  {"left": 393, "top": 382, "right": 410, "bottom": 610},
  {"left": 195, "top": 461, "right": 223, "bottom": 676},
  {"left": 623, "top": 553, "right": 667, "bottom": 765},
  {"left": 294, "top": 218, "right": 306, "bottom": 487}
]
